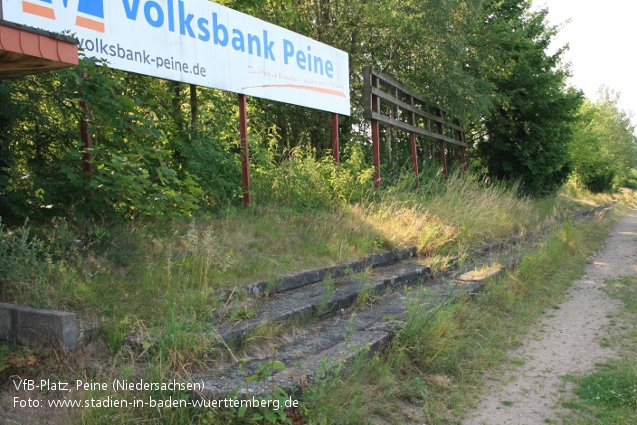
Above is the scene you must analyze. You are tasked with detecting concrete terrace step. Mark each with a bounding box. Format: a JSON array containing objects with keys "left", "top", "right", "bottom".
[
  {"left": 216, "top": 259, "right": 432, "bottom": 343},
  {"left": 188, "top": 204, "right": 612, "bottom": 400},
  {"left": 194, "top": 273, "right": 492, "bottom": 400},
  {"left": 190, "top": 227, "right": 557, "bottom": 401},
  {"left": 217, "top": 247, "right": 418, "bottom": 300}
]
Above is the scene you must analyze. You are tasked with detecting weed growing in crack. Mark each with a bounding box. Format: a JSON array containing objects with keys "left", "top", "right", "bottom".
[
  {"left": 265, "top": 277, "right": 279, "bottom": 294},
  {"left": 354, "top": 270, "right": 379, "bottom": 308},
  {"left": 229, "top": 306, "right": 258, "bottom": 322},
  {"left": 236, "top": 355, "right": 293, "bottom": 424},
  {"left": 316, "top": 275, "right": 336, "bottom": 316},
  {"left": 344, "top": 313, "right": 356, "bottom": 342}
]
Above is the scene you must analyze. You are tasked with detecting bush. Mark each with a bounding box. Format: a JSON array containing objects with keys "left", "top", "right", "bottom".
[
  {"left": 570, "top": 91, "right": 637, "bottom": 194},
  {"left": 575, "top": 161, "right": 617, "bottom": 193},
  {"left": 0, "top": 59, "right": 205, "bottom": 221},
  {"left": 621, "top": 169, "right": 637, "bottom": 190},
  {"left": 0, "top": 218, "right": 59, "bottom": 306},
  {"left": 251, "top": 145, "right": 374, "bottom": 211}
]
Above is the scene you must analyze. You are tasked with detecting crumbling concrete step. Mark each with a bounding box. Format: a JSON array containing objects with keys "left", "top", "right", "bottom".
[
  {"left": 216, "top": 259, "right": 431, "bottom": 343},
  {"left": 192, "top": 207, "right": 605, "bottom": 400},
  {"left": 194, "top": 277, "right": 486, "bottom": 400},
  {"left": 217, "top": 247, "right": 417, "bottom": 300}
]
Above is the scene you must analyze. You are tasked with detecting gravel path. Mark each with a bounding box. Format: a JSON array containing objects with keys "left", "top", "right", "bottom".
[{"left": 464, "top": 209, "right": 637, "bottom": 425}]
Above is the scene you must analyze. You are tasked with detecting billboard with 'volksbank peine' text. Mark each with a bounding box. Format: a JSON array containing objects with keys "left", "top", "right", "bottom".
[{"left": 1, "top": 0, "right": 350, "bottom": 115}]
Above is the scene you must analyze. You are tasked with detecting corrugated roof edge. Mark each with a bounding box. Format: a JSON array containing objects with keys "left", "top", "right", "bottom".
[{"left": 0, "top": 19, "right": 79, "bottom": 45}]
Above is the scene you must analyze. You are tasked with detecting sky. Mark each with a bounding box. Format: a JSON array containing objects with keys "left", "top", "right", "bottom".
[{"left": 535, "top": 0, "right": 637, "bottom": 123}]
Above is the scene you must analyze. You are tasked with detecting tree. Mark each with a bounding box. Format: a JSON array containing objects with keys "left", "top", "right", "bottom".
[
  {"left": 0, "top": 84, "right": 19, "bottom": 220},
  {"left": 570, "top": 88, "right": 637, "bottom": 192},
  {"left": 0, "top": 60, "right": 204, "bottom": 220},
  {"left": 471, "top": 0, "right": 583, "bottom": 196},
  {"left": 2, "top": 0, "right": 599, "bottom": 220},
  {"left": 222, "top": 0, "right": 490, "bottom": 159}
]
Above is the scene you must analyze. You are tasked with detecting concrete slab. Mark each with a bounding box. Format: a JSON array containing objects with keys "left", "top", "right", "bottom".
[
  {"left": 0, "top": 302, "right": 90, "bottom": 350},
  {"left": 217, "top": 247, "right": 417, "bottom": 300}
]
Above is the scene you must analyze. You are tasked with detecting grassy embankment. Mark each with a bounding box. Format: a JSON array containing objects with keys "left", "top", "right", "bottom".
[
  {"left": 1, "top": 172, "right": 587, "bottom": 349},
  {"left": 0, "top": 171, "right": 630, "bottom": 424}
]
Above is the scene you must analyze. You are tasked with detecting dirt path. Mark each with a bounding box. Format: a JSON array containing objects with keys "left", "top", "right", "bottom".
[{"left": 464, "top": 209, "right": 637, "bottom": 425}]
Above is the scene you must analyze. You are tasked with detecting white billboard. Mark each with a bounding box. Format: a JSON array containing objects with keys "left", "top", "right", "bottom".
[{"left": 1, "top": 0, "right": 350, "bottom": 115}]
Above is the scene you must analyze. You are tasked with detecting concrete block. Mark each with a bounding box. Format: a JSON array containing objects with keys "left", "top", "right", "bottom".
[
  {"left": 0, "top": 307, "right": 11, "bottom": 339},
  {"left": 0, "top": 302, "right": 80, "bottom": 350}
]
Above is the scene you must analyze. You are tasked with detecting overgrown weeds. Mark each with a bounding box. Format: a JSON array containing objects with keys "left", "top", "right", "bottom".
[
  {"left": 301, "top": 202, "right": 625, "bottom": 424},
  {"left": 0, "top": 167, "right": 626, "bottom": 424},
  {"left": 1, "top": 169, "right": 588, "bottom": 329}
]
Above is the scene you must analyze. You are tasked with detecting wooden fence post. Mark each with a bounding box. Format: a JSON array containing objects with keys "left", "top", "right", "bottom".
[
  {"left": 80, "top": 100, "right": 93, "bottom": 174},
  {"left": 460, "top": 147, "right": 467, "bottom": 172},
  {"left": 79, "top": 72, "right": 93, "bottom": 175},
  {"left": 362, "top": 67, "right": 467, "bottom": 185},
  {"left": 371, "top": 74, "right": 381, "bottom": 188},
  {"left": 409, "top": 96, "right": 419, "bottom": 177},
  {"left": 440, "top": 141, "right": 448, "bottom": 179},
  {"left": 460, "top": 127, "right": 468, "bottom": 172},
  {"left": 436, "top": 108, "right": 448, "bottom": 179}
]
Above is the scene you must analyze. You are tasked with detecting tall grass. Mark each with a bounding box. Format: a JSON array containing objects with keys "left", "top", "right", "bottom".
[
  {"left": 0, "top": 153, "right": 627, "bottom": 425},
  {"left": 0, "top": 154, "right": 615, "bottom": 367},
  {"left": 359, "top": 171, "right": 539, "bottom": 255},
  {"left": 303, "top": 204, "right": 623, "bottom": 424}
]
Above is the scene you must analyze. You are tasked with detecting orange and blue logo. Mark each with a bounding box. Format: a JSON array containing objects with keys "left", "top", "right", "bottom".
[{"left": 22, "top": 0, "right": 105, "bottom": 32}]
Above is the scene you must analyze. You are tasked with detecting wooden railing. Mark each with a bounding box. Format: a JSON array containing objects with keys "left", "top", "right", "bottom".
[{"left": 362, "top": 66, "right": 467, "bottom": 186}]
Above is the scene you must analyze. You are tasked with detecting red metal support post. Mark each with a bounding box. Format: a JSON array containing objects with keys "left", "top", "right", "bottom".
[
  {"left": 410, "top": 133, "right": 418, "bottom": 175},
  {"left": 436, "top": 108, "right": 448, "bottom": 180},
  {"left": 460, "top": 128, "right": 468, "bottom": 172},
  {"left": 79, "top": 71, "right": 94, "bottom": 203},
  {"left": 409, "top": 97, "right": 419, "bottom": 177},
  {"left": 372, "top": 125, "right": 380, "bottom": 188},
  {"left": 332, "top": 113, "right": 340, "bottom": 163},
  {"left": 440, "top": 141, "right": 448, "bottom": 180},
  {"left": 79, "top": 72, "right": 93, "bottom": 176},
  {"left": 460, "top": 147, "right": 467, "bottom": 172},
  {"left": 238, "top": 94, "right": 252, "bottom": 206}
]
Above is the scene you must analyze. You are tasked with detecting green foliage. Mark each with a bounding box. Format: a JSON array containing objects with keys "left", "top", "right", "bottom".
[
  {"left": 622, "top": 169, "right": 637, "bottom": 190},
  {"left": 471, "top": 0, "right": 583, "bottom": 196},
  {"left": 0, "top": 218, "right": 47, "bottom": 286},
  {"left": 230, "top": 306, "right": 258, "bottom": 321},
  {"left": 252, "top": 144, "right": 374, "bottom": 210},
  {"left": 1, "top": 0, "right": 613, "bottom": 217},
  {"left": 170, "top": 87, "right": 243, "bottom": 205},
  {"left": 397, "top": 287, "right": 467, "bottom": 368},
  {"left": 0, "top": 217, "right": 63, "bottom": 307},
  {"left": 570, "top": 88, "right": 637, "bottom": 193},
  {"left": 238, "top": 359, "right": 292, "bottom": 424},
  {"left": 64, "top": 61, "right": 203, "bottom": 219},
  {"left": 0, "top": 58, "right": 204, "bottom": 220}
]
